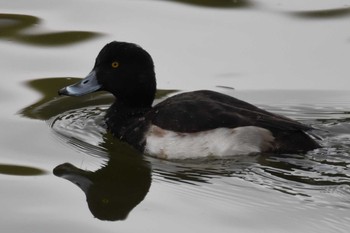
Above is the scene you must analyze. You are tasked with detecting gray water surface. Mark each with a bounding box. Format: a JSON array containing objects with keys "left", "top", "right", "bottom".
[{"left": 1, "top": 0, "right": 350, "bottom": 232}]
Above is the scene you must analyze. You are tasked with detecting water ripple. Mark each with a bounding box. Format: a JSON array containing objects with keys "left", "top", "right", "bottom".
[{"left": 49, "top": 106, "right": 108, "bottom": 159}]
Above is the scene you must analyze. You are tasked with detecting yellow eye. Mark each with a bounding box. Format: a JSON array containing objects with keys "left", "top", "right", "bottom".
[{"left": 111, "top": 61, "right": 119, "bottom": 68}]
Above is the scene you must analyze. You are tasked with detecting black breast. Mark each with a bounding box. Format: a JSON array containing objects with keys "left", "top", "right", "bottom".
[{"left": 105, "top": 103, "right": 152, "bottom": 151}]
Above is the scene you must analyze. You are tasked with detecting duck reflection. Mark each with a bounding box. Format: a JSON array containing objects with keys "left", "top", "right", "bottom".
[{"left": 53, "top": 148, "right": 151, "bottom": 221}]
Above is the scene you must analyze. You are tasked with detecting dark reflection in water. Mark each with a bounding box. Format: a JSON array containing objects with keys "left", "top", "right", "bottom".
[
  {"left": 289, "top": 7, "right": 350, "bottom": 19},
  {"left": 20, "top": 77, "right": 350, "bottom": 219},
  {"left": 164, "top": 0, "right": 253, "bottom": 8},
  {"left": 0, "top": 13, "right": 101, "bottom": 46},
  {"left": 0, "top": 164, "right": 46, "bottom": 176},
  {"left": 0, "top": 14, "right": 38, "bottom": 37},
  {"left": 53, "top": 138, "right": 151, "bottom": 221}
]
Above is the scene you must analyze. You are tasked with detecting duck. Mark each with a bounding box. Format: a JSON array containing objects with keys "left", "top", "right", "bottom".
[{"left": 58, "top": 41, "right": 321, "bottom": 159}]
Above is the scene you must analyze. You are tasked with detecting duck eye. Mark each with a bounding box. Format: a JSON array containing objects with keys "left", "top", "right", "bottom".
[{"left": 111, "top": 61, "right": 119, "bottom": 68}]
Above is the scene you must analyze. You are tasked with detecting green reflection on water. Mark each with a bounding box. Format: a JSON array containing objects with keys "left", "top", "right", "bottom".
[
  {"left": 290, "top": 7, "right": 350, "bottom": 19},
  {"left": 19, "top": 77, "right": 113, "bottom": 120},
  {"left": 166, "top": 0, "right": 253, "bottom": 8},
  {"left": 19, "top": 77, "right": 177, "bottom": 120},
  {"left": 0, "top": 13, "right": 101, "bottom": 46},
  {"left": 17, "top": 31, "right": 101, "bottom": 46},
  {"left": 0, "top": 14, "right": 38, "bottom": 37},
  {"left": 0, "top": 164, "right": 46, "bottom": 176}
]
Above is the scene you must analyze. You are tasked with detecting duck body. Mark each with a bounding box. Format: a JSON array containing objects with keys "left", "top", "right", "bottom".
[
  {"left": 104, "top": 90, "right": 320, "bottom": 159},
  {"left": 59, "top": 41, "right": 320, "bottom": 159}
]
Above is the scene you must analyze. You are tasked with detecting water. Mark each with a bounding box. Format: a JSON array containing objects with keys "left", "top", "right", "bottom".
[{"left": 1, "top": 0, "right": 350, "bottom": 232}]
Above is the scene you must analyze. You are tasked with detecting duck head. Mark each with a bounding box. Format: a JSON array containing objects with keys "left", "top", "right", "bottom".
[{"left": 59, "top": 41, "right": 157, "bottom": 107}]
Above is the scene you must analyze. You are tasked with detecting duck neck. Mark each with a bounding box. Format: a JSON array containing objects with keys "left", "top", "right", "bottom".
[{"left": 105, "top": 101, "right": 152, "bottom": 148}]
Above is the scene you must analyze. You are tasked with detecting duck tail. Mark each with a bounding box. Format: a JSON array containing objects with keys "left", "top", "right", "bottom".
[{"left": 273, "top": 130, "right": 321, "bottom": 153}]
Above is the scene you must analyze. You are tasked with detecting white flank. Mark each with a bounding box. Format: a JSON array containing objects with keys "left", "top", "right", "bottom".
[{"left": 144, "top": 125, "right": 275, "bottom": 159}]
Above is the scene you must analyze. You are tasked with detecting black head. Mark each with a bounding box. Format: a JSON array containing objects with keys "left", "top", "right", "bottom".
[{"left": 59, "top": 41, "right": 157, "bottom": 107}]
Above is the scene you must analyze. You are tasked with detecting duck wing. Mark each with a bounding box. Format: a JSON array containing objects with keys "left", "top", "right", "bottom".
[{"left": 149, "top": 90, "right": 312, "bottom": 133}]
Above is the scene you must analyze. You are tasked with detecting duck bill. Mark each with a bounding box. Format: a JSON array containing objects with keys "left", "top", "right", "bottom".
[{"left": 58, "top": 70, "right": 102, "bottom": 96}]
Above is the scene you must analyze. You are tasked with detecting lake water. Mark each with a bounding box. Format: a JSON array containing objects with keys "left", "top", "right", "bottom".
[{"left": 1, "top": 0, "right": 350, "bottom": 232}]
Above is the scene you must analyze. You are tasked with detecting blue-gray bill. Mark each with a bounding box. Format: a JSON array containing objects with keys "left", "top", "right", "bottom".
[{"left": 58, "top": 70, "right": 101, "bottom": 96}]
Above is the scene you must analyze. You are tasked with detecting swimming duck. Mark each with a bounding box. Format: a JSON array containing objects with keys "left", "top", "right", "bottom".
[{"left": 59, "top": 41, "right": 320, "bottom": 159}]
